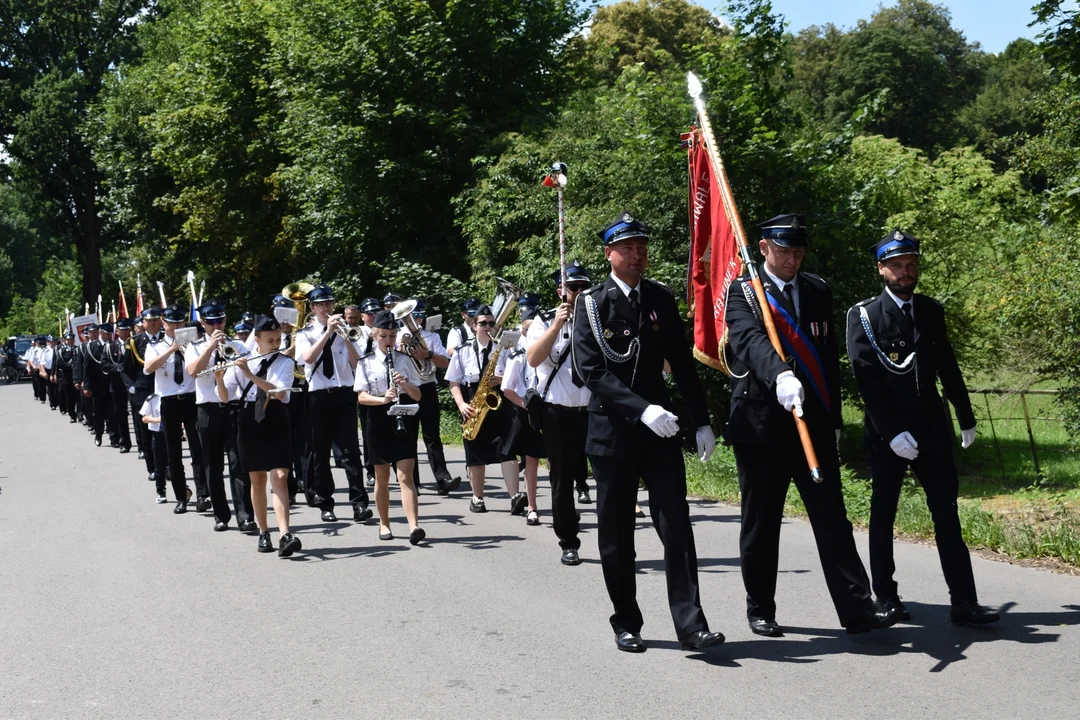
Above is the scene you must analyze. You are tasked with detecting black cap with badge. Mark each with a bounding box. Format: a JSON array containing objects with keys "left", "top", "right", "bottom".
[
  {"left": 253, "top": 314, "right": 280, "bottom": 334},
  {"left": 197, "top": 298, "right": 227, "bottom": 321},
  {"left": 759, "top": 213, "right": 808, "bottom": 248},
  {"left": 360, "top": 297, "right": 382, "bottom": 314},
  {"left": 162, "top": 304, "right": 187, "bottom": 323},
  {"left": 599, "top": 211, "right": 649, "bottom": 246},
  {"left": 307, "top": 284, "right": 335, "bottom": 304},
  {"left": 141, "top": 306, "right": 163, "bottom": 320},
  {"left": 549, "top": 260, "right": 591, "bottom": 285},
  {"left": 872, "top": 229, "right": 922, "bottom": 261}
]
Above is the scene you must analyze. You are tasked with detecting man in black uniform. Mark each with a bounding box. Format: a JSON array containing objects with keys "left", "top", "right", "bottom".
[
  {"left": 107, "top": 319, "right": 134, "bottom": 453},
  {"left": 81, "top": 324, "right": 112, "bottom": 447},
  {"left": 122, "top": 307, "right": 162, "bottom": 480},
  {"left": 725, "top": 213, "right": 898, "bottom": 637},
  {"left": 55, "top": 332, "right": 79, "bottom": 422},
  {"left": 73, "top": 325, "right": 99, "bottom": 429},
  {"left": 847, "top": 230, "right": 998, "bottom": 625},
  {"left": 572, "top": 211, "right": 724, "bottom": 654}
]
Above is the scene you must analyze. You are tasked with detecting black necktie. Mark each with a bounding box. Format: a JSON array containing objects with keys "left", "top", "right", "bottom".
[
  {"left": 254, "top": 359, "right": 270, "bottom": 422},
  {"left": 901, "top": 302, "right": 913, "bottom": 331},
  {"left": 481, "top": 344, "right": 490, "bottom": 372},
  {"left": 628, "top": 288, "right": 640, "bottom": 312},
  {"left": 173, "top": 345, "right": 183, "bottom": 384},
  {"left": 319, "top": 327, "right": 336, "bottom": 378},
  {"left": 782, "top": 283, "right": 796, "bottom": 321}
]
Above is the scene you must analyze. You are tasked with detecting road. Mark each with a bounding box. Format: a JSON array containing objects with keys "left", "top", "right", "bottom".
[{"left": 1, "top": 384, "right": 1078, "bottom": 719}]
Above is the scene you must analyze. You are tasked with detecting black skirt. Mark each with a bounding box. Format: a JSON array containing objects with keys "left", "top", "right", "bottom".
[
  {"left": 365, "top": 402, "right": 420, "bottom": 465},
  {"left": 461, "top": 384, "right": 515, "bottom": 467},
  {"left": 237, "top": 400, "right": 292, "bottom": 472},
  {"left": 501, "top": 405, "right": 547, "bottom": 459}
]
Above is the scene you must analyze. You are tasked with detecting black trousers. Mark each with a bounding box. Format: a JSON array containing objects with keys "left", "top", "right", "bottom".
[
  {"left": 111, "top": 391, "right": 131, "bottom": 450},
  {"left": 59, "top": 376, "right": 77, "bottom": 420},
  {"left": 160, "top": 393, "right": 207, "bottom": 502},
  {"left": 286, "top": 384, "right": 313, "bottom": 500},
  {"left": 733, "top": 442, "right": 875, "bottom": 626},
  {"left": 92, "top": 389, "right": 110, "bottom": 441},
  {"left": 868, "top": 441, "right": 977, "bottom": 605},
  {"left": 46, "top": 377, "right": 58, "bottom": 408},
  {"left": 308, "top": 387, "right": 367, "bottom": 511},
  {"left": 589, "top": 438, "right": 708, "bottom": 639},
  {"left": 196, "top": 403, "right": 251, "bottom": 525},
  {"left": 149, "top": 430, "right": 169, "bottom": 496},
  {"left": 412, "top": 382, "right": 452, "bottom": 486},
  {"left": 542, "top": 403, "right": 587, "bottom": 551},
  {"left": 32, "top": 373, "right": 46, "bottom": 401},
  {"left": 81, "top": 387, "right": 93, "bottom": 425},
  {"left": 130, "top": 394, "right": 155, "bottom": 474}
]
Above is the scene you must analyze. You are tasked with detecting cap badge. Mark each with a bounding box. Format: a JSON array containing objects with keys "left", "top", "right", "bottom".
[
  {"left": 893, "top": 230, "right": 903, "bottom": 241},
  {"left": 622, "top": 213, "right": 633, "bottom": 223}
]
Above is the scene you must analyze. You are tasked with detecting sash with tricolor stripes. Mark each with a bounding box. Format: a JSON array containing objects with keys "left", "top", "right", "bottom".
[{"left": 764, "top": 293, "right": 831, "bottom": 413}]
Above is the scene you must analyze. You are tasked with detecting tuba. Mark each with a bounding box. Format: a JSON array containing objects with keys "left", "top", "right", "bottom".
[
  {"left": 461, "top": 277, "right": 524, "bottom": 441},
  {"left": 392, "top": 298, "right": 435, "bottom": 382}
]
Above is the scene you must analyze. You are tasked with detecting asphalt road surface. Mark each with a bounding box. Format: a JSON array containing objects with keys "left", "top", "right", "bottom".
[{"left": 1, "top": 385, "right": 1078, "bottom": 719}]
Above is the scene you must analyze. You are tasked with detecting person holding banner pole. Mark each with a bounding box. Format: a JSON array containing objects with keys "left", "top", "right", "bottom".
[{"left": 723, "top": 214, "right": 900, "bottom": 637}]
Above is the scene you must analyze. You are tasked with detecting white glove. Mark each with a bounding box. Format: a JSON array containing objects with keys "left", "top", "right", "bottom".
[
  {"left": 961, "top": 427, "right": 976, "bottom": 449},
  {"left": 695, "top": 425, "right": 716, "bottom": 462},
  {"left": 889, "top": 431, "right": 919, "bottom": 460},
  {"left": 835, "top": 429, "right": 842, "bottom": 444},
  {"left": 641, "top": 404, "right": 679, "bottom": 438},
  {"left": 775, "top": 370, "right": 805, "bottom": 417}
]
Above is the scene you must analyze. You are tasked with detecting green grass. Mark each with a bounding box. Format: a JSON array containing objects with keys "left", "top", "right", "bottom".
[{"left": 685, "top": 444, "right": 1080, "bottom": 569}]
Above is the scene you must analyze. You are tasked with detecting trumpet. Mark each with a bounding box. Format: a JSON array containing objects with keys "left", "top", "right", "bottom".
[
  {"left": 334, "top": 321, "right": 363, "bottom": 343},
  {"left": 392, "top": 298, "right": 436, "bottom": 382}
]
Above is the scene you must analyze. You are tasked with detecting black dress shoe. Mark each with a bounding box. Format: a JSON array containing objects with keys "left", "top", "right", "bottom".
[
  {"left": 366, "top": 475, "right": 376, "bottom": 487},
  {"left": 560, "top": 548, "right": 582, "bottom": 566},
  {"left": 137, "top": 450, "right": 145, "bottom": 460},
  {"left": 880, "top": 596, "right": 911, "bottom": 621},
  {"left": 951, "top": 602, "right": 1000, "bottom": 625},
  {"left": 680, "top": 629, "right": 726, "bottom": 650},
  {"left": 748, "top": 618, "right": 783, "bottom": 637},
  {"left": 509, "top": 492, "right": 528, "bottom": 516},
  {"left": 321, "top": 510, "right": 337, "bottom": 522},
  {"left": 155, "top": 493, "right": 167, "bottom": 504},
  {"left": 195, "top": 496, "right": 210, "bottom": 513},
  {"left": 258, "top": 532, "right": 274, "bottom": 553},
  {"left": 118, "top": 447, "right": 130, "bottom": 454},
  {"left": 445, "top": 477, "right": 462, "bottom": 493},
  {"left": 94, "top": 438, "right": 102, "bottom": 447},
  {"left": 238, "top": 520, "right": 258, "bottom": 533},
  {"left": 577, "top": 489, "right": 592, "bottom": 504},
  {"left": 213, "top": 520, "right": 228, "bottom": 532},
  {"left": 845, "top": 607, "right": 899, "bottom": 634},
  {"left": 173, "top": 501, "right": 187, "bottom": 514},
  {"left": 409, "top": 527, "right": 426, "bottom": 546},
  {"left": 353, "top": 506, "right": 373, "bottom": 522},
  {"left": 615, "top": 629, "right": 646, "bottom": 653},
  {"left": 279, "top": 532, "right": 302, "bottom": 557}
]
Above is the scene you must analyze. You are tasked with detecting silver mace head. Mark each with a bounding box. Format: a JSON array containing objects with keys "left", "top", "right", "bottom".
[{"left": 551, "top": 161, "right": 568, "bottom": 188}]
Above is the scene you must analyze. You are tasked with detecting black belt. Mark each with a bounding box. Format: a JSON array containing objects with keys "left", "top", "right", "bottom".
[
  {"left": 309, "top": 385, "right": 352, "bottom": 396},
  {"left": 551, "top": 404, "right": 588, "bottom": 413},
  {"left": 162, "top": 391, "right": 195, "bottom": 401}
]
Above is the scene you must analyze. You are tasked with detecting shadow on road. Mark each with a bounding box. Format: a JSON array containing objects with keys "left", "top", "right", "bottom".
[
  {"left": 289, "top": 544, "right": 410, "bottom": 561},
  {"left": 429, "top": 534, "right": 525, "bottom": 551},
  {"left": 648, "top": 602, "right": 1080, "bottom": 672}
]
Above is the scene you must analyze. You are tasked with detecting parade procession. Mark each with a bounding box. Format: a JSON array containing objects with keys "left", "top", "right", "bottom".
[{"left": 7, "top": 68, "right": 1009, "bottom": 665}]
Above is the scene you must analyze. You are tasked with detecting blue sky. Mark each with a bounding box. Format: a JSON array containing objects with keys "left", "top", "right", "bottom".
[{"left": 596, "top": 1, "right": 1079, "bottom": 54}]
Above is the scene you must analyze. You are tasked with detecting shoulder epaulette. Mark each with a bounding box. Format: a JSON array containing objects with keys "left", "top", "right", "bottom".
[
  {"left": 800, "top": 272, "right": 829, "bottom": 289},
  {"left": 583, "top": 284, "right": 603, "bottom": 296},
  {"left": 539, "top": 309, "right": 556, "bottom": 322}
]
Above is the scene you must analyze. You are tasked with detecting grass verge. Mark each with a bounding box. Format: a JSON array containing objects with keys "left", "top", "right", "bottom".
[{"left": 685, "top": 444, "right": 1080, "bottom": 570}]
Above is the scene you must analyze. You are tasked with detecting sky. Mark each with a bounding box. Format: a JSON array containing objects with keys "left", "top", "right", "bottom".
[{"left": 596, "top": 1, "right": 1080, "bottom": 55}]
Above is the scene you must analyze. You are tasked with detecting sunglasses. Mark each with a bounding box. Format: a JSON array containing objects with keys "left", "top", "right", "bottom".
[
  {"left": 476, "top": 320, "right": 496, "bottom": 328},
  {"left": 565, "top": 283, "right": 589, "bottom": 292},
  {"left": 204, "top": 318, "right": 226, "bottom": 325}
]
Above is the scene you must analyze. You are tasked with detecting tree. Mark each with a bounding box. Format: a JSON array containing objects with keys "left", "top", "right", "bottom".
[{"left": 0, "top": 0, "right": 153, "bottom": 305}]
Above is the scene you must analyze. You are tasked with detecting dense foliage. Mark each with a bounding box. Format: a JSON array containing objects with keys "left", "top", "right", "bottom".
[{"left": 1, "top": 0, "right": 1078, "bottom": 439}]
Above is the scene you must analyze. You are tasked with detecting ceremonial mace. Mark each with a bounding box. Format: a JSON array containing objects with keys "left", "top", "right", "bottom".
[{"left": 687, "top": 71, "right": 823, "bottom": 482}]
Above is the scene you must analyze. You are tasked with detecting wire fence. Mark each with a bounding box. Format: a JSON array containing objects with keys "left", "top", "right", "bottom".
[{"left": 962, "top": 388, "right": 1065, "bottom": 483}]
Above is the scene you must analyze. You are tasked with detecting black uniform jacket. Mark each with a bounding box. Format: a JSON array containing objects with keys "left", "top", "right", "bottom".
[
  {"left": 724, "top": 267, "right": 842, "bottom": 449},
  {"left": 572, "top": 275, "right": 710, "bottom": 459},
  {"left": 120, "top": 332, "right": 157, "bottom": 401},
  {"left": 846, "top": 291, "right": 975, "bottom": 453},
  {"left": 78, "top": 340, "right": 111, "bottom": 393}
]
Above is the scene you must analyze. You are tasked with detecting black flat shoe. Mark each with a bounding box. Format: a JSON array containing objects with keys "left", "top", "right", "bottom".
[
  {"left": 680, "top": 630, "right": 726, "bottom": 651},
  {"left": 509, "top": 492, "right": 528, "bottom": 516},
  {"left": 951, "top": 602, "right": 1000, "bottom": 625},
  {"left": 615, "top": 629, "right": 646, "bottom": 653},
  {"left": 279, "top": 532, "right": 302, "bottom": 557},
  {"left": 441, "top": 477, "right": 462, "bottom": 495},
  {"left": 155, "top": 494, "right": 167, "bottom": 504},
  {"left": 526, "top": 510, "right": 540, "bottom": 526},
  {"left": 353, "top": 506, "right": 373, "bottom": 522},
  {"left": 258, "top": 532, "right": 274, "bottom": 553},
  {"left": 321, "top": 510, "right": 337, "bottom": 522},
  {"left": 238, "top": 520, "right": 258, "bottom": 534},
  {"left": 469, "top": 498, "right": 487, "bottom": 513},
  {"left": 560, "top": 548, "right": 582, "bottom": 566},
  {"left": 409, "top": 527, "right": 426, "bottom": 546},
  {"left": 173, "top": 501, "right": 187, "bottom": 515},
  {"left": 379, "top": 529, "right": 394, "bottom": 541},
  {"left": 748, "top": 618, "right": 783, "bottom": 637},
  {"left": 213, "top": 521, "right": 228, "bottom": 532},
  {"left": 880, "top": 596, "right": 911, "bottom": 621}
]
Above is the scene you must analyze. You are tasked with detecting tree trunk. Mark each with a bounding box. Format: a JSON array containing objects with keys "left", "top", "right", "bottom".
[{"left": 78, "top": 177, "right": 101, "bottom": 308}]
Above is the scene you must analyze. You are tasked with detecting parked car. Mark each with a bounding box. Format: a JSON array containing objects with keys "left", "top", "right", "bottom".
[{"left": 2, "top": 336, "right": 33, "bottom": 384}]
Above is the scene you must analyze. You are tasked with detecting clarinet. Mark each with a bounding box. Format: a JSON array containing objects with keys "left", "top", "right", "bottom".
[{"left": 386, "top": 346, "right": 406, "bottom": 434}]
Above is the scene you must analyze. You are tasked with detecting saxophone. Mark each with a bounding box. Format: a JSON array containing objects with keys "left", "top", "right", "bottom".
[{"left": 461, "top": 277, "right": 523, "bottom": 441}]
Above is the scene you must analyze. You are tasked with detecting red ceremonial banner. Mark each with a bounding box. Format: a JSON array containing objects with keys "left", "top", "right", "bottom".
[{"left": 685, "top": 127, "right": 741, "bottom": 372}]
